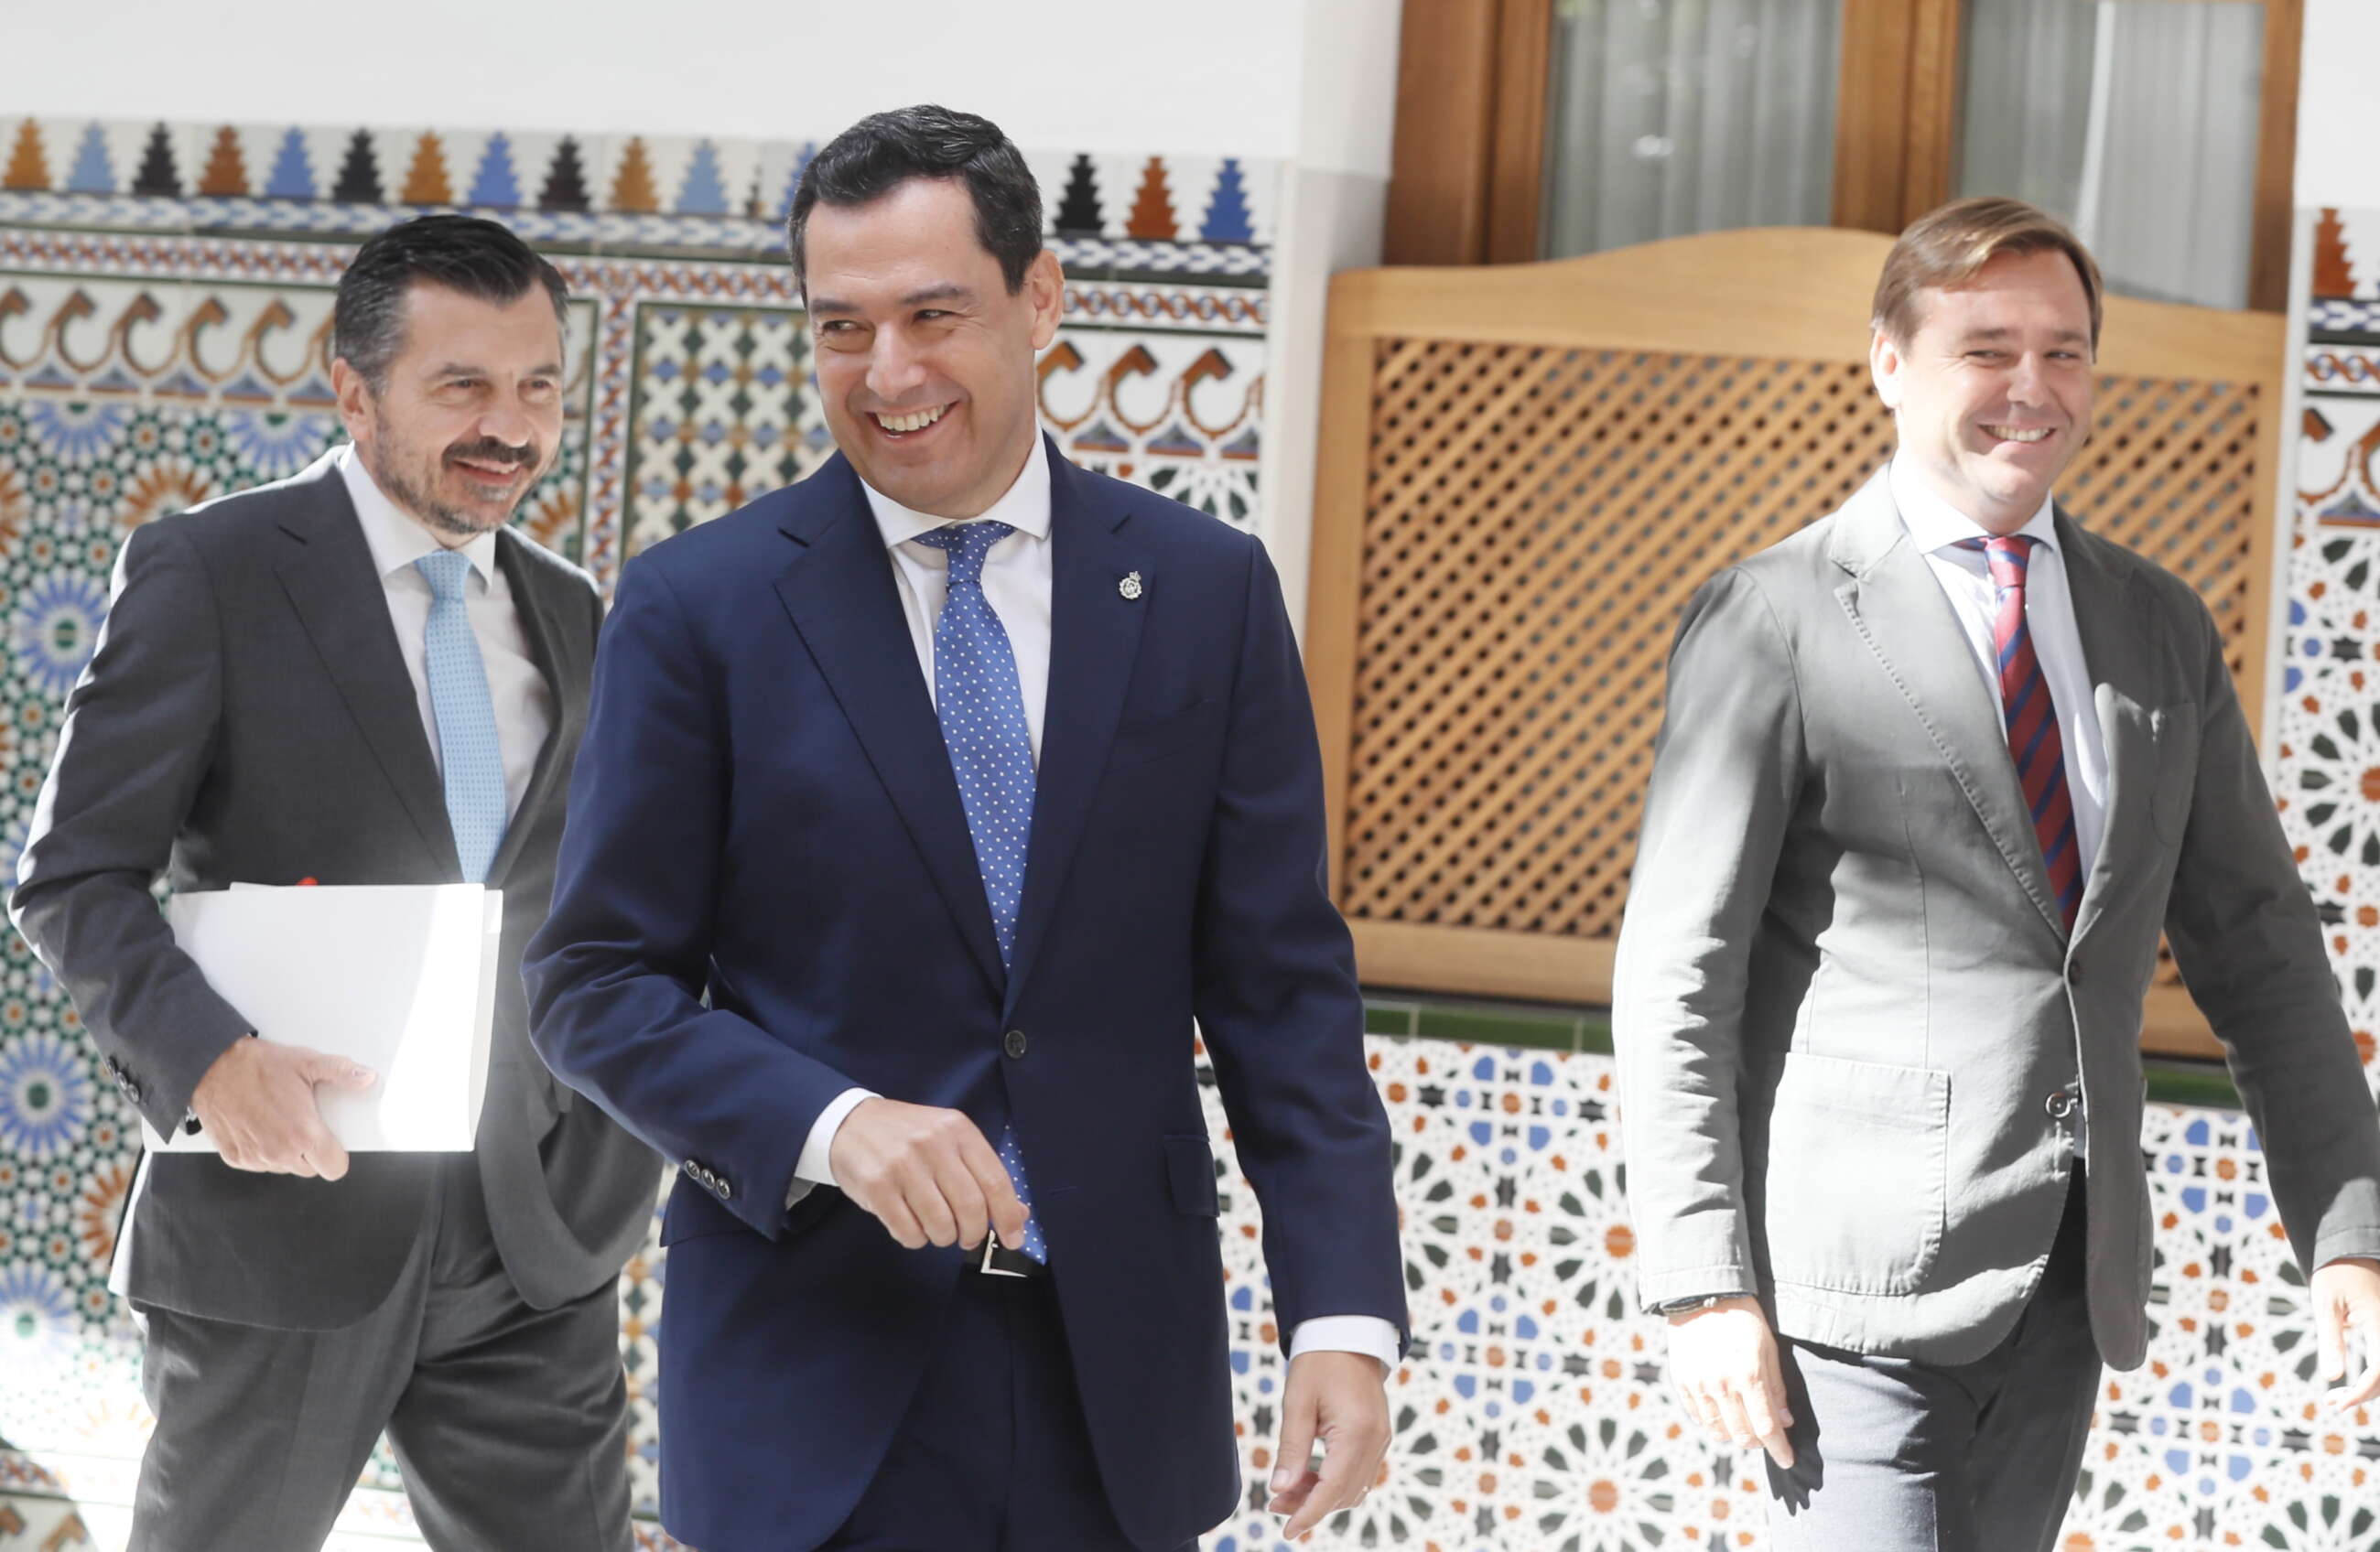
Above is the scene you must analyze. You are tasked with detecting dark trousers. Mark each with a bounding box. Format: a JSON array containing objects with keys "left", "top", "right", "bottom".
[
  {"left": 822, "top": 1272, "right": 1194, "bottom": 1552},
  {"left": 1763, "top": 1170, "right": 2101, "bottom": 1552},
  {"left": 129, "top": 1155, "right": 632, "bottom": 1552}
]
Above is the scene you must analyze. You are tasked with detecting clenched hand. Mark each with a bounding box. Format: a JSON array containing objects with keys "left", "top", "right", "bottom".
[{"left": 828, "top": 1097, "right": 1030, "bottom": 1251}]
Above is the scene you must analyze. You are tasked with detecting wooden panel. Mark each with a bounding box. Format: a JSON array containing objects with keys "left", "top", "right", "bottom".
[
  {"left": 1833, "top": 0, "right": 1918, "bottom": 232},
  {"left": 1310, "top": 227, "right": 2286, "bottom": 1056},
  {"left": 2248, "top": 0, "right": 2303, "bottom": 315},
  {"left": 1384, "top": 0, "right": 1500, "bottom": 265},
  {"left": 1484, "top": 0, "right": 1555, "bottom": 264},
  {"left": 1901, "top": 0, "right": 1964, "bottom": 221}
]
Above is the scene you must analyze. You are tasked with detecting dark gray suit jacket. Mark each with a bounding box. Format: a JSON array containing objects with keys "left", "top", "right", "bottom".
[
  {"left": 12, "top": 450, "right": 657, "bottom": 1330},
  {"left": 1615, "top": 468, "right": 2380, "bottom": 1369}
]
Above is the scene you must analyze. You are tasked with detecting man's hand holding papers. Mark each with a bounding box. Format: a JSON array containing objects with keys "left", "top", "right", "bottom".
[{"left": 190, "top": 1035, "right": 378, "bottom": 1178}]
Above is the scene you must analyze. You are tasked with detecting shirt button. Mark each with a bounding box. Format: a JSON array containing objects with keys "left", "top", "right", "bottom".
[{"left": 1003, "top": 1029, "right": 1029, "bottom": 1060}]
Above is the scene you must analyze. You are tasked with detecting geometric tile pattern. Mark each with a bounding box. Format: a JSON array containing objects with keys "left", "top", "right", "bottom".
[
  {"left": 0, "top": 133, "right": 1278, "bottom": 1547},
  {"left": 622, "top": 307, "right": 1269, "bottom": 556},
  {"left": 627, "top": 305, "right": 824, "bottom": 545},
  {"left": 0, "top": 116, "right": 1276, "bottom": 243},
  {"left": 0, "top": 112, "right": 1279, "bottom": 283},
  {"left": 9, "top": 146, "right": 2380, "bottom": 1552}
]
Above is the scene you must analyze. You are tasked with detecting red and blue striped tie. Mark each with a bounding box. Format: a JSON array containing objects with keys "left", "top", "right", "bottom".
[{"left": 1964, "top": 535, "right": 2081, "bottom": 930}]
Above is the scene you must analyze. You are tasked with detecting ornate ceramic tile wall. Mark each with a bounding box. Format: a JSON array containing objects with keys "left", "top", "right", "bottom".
[
  {"left": 0, "top": 113, "right": 1273, "bottom": 1550},
  {"left": 5, "top": 115, "right": 2379, "bottom": 1550}
]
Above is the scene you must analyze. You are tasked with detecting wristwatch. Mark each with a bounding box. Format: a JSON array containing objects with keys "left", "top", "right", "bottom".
[{"left": 1654, "top": 1291, "right": 1751, "bottom": 1316}]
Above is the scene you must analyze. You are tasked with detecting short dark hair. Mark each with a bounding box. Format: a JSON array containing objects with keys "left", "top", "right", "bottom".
[
  {"left": 334, "top": 214, "right": 569, "bottom": 392},
  {"left": 787, "top": 104, "right": 1044, "bottom": 296}
]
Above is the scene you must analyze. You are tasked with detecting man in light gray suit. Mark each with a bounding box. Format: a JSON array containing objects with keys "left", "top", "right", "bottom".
[
  {"left": 1615, "top": 197, "right": 2380, "bottom": 1549},
  {"left": 12, "top": 215, "right": 656, "bottom": 1550}
]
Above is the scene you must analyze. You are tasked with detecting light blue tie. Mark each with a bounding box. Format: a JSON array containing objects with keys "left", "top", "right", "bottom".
[
  {"left": 413, "top": 551, "right": 508, "bottom": 884},
  {"left": 914, "top": 521, "right": 1046, "bottom": 1263}
]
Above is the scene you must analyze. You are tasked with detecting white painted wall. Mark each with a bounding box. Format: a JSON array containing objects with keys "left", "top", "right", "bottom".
[
  {"left": 13, "top": 1, "right": 1308, "bottom": 158},
  {"left": 1257, "top": 0, "right": 1405, "bottom": 630},
  {"left": 2298, "top": 0, "right": 2380, "bottom": 210}
]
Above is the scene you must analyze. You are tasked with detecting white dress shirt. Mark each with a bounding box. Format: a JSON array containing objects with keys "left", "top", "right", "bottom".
[
  {"left": 337, "top": 445, "right": 552, "bottom": 822},
  {"left": 794, "top": 437, "right": 1398, "bottom": 1372},
  {"left": 1891, "top": 459, "right": 2104, "bottom": 1153}
]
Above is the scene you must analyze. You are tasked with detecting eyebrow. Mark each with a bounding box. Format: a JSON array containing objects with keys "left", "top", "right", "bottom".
[
  {"left": 1954, "top": 326, "right": 2090, "bottom": 347},
  {"left": 427, "top": 361, "right": 563, "bottom": 378},
  {"left": 808, "top": 283, "right": 978, "bottom": 317}
]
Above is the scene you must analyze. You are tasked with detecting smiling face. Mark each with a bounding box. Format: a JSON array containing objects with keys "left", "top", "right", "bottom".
[
  {"left": 1870, "top": 246, "right": 2097, "bottom": 535},
  {"left": 333, "top": 281, "right": 565, "bottom": 544},
  {"left": 802, "top": 177, "right": 1063, "bottom": 519}
]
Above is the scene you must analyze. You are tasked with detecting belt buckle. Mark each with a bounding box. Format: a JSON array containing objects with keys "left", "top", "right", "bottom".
[{"left": 979, "top": 1230, "right": 1028, "bottom": 1278}]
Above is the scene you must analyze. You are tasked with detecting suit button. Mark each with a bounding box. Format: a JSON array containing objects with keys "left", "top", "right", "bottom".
[
  {"left": 2044, "top": 1090, "right": 2078, "bottom": 1120},
  {"left": 122, "top": 1080, "right": 142, "bottom": 1105},
  {"left": 715, "top": 1175, "right": 732, "bottom": 1202},
  {"left": 1003, "top": 1029, "right": 1029, "bottom": 1060}
]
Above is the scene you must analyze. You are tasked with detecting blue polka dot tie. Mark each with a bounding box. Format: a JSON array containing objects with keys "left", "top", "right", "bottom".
[
  {"left": 914, "top": 521, "right": 1045, "bottom": 1262},
  {"left": 413, "top": 551, "right": 508, "bottom": 884}
]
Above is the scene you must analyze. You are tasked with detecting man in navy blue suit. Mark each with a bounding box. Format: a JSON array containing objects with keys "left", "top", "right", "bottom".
[{"left": 525, "top": 104, "right": 1408, "bottom": 1552}]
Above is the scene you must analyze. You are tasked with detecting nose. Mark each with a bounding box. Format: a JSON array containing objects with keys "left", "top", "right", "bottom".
[
  {"left": 476, "top": 395, "right": 536, "bottom": 450},
  {"left": 2006, "top": 351, "right": 2050, "bottom": 405},
  {"left": 865, "top": 327, "right": 929, "bottom": 403}
]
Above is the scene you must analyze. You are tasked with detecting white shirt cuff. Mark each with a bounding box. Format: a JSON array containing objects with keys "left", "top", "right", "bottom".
[
  {"left": 1287, "top": 1315, "right": 1401, "bottom": 1377},
  {"left": 791, "top": 1087, "right": 878, "bottom": 1199}
]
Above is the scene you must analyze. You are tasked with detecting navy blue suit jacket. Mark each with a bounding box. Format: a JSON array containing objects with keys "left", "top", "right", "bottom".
[{"left": 525, "top": 441, "right": 1406, "bottom": 1552}]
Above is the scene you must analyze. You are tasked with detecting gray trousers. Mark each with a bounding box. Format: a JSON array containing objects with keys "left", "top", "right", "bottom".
[
  {"left": 1763, "top": 1171, "right": 2100, "bottom": 1552},
  {"left": 129, "top": 1155, "right": 632, "bottom": 1552}
]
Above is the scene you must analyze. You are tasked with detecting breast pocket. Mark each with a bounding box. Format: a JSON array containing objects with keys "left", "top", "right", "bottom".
[{"left": 1758, "top": 1051, "right": 1949, "bottom": 1297}]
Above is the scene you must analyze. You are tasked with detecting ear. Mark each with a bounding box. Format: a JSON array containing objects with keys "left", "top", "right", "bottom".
[
  {"left": 1868, "top": 328, "right": 1903, "bottom": 413},
  {"left": 331, "top": 357, "right": 375, "bottom": 448},
  {"left": 1023, "top": 248, "right": 1065, "bottom": 353}
]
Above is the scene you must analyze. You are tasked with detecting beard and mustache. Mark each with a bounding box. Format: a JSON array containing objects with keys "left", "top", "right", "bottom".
[{"left": 362, "top": 418, "right": 548, "bottom": 541}]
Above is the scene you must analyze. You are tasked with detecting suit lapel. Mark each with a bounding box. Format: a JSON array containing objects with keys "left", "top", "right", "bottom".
[
  {"left": 1828, "top": 470, "right": 2069, "bottom": 943},
  {"left": 275, "top": 466, "right": 461, "bottom": 876},
  {"left": 2060, "top": 512, "right": 2159, "bottom": 947},
  {"left": 1004, "top": 447, "right": 1151, "bottom": 1017},
  {"left": 484, "top": 530, "right": 579, "bottom": 887},
  {"left": 773, "top": 457, "right": 1007, "bottom": 997}
]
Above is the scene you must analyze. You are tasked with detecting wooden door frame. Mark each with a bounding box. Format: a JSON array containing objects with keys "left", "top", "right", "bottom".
[{"left": 1386, "top": 0, "right": 2302, "bottom": 313}]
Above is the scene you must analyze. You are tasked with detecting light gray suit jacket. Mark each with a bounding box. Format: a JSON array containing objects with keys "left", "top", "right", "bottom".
[{"left": 1614, "top": 469, "right": 2380, "bottom": 1369}]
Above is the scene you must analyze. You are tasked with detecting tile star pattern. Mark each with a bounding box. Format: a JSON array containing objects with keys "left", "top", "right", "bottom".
[
  {"left": 0, "top": 114, "right": 1273, "bottom": 1548},
  {"left": 3, "top": 114, "right": 2378, "bottom": 1549}
]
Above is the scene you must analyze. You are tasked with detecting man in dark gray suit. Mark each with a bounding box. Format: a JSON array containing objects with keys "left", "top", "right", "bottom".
[
  {"left": 1616, "top": 198, "right": 2380, "bottom": 1549},
  {"left": 11, "top": 215, "right": 657, "bottom": 1551}
]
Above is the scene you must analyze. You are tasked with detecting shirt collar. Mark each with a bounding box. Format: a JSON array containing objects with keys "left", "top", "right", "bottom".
[
  {"left": 860, "top": 434, "right": 1053, "bottom": 553},
  {"left": 1888, "top": 456, "right": 2059, "bottom": 558},
  {"left": 336, "top": 442, "right": 501, "bottom": 587}
]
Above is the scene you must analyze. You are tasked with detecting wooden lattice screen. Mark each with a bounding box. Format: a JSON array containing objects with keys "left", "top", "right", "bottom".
[{"left": 1304, "top": 229, "right": 2286, "bottom": 1058}]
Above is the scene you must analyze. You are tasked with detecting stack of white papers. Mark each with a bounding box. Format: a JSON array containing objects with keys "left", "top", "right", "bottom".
[{"left": 145, "top": 883, "right": 503, "bottom": 1153}]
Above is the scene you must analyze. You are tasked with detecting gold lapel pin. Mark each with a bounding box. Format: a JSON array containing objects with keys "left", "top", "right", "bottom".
[{"left": 1119, "top": 571, "right": 1143, "bottom": 601}]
